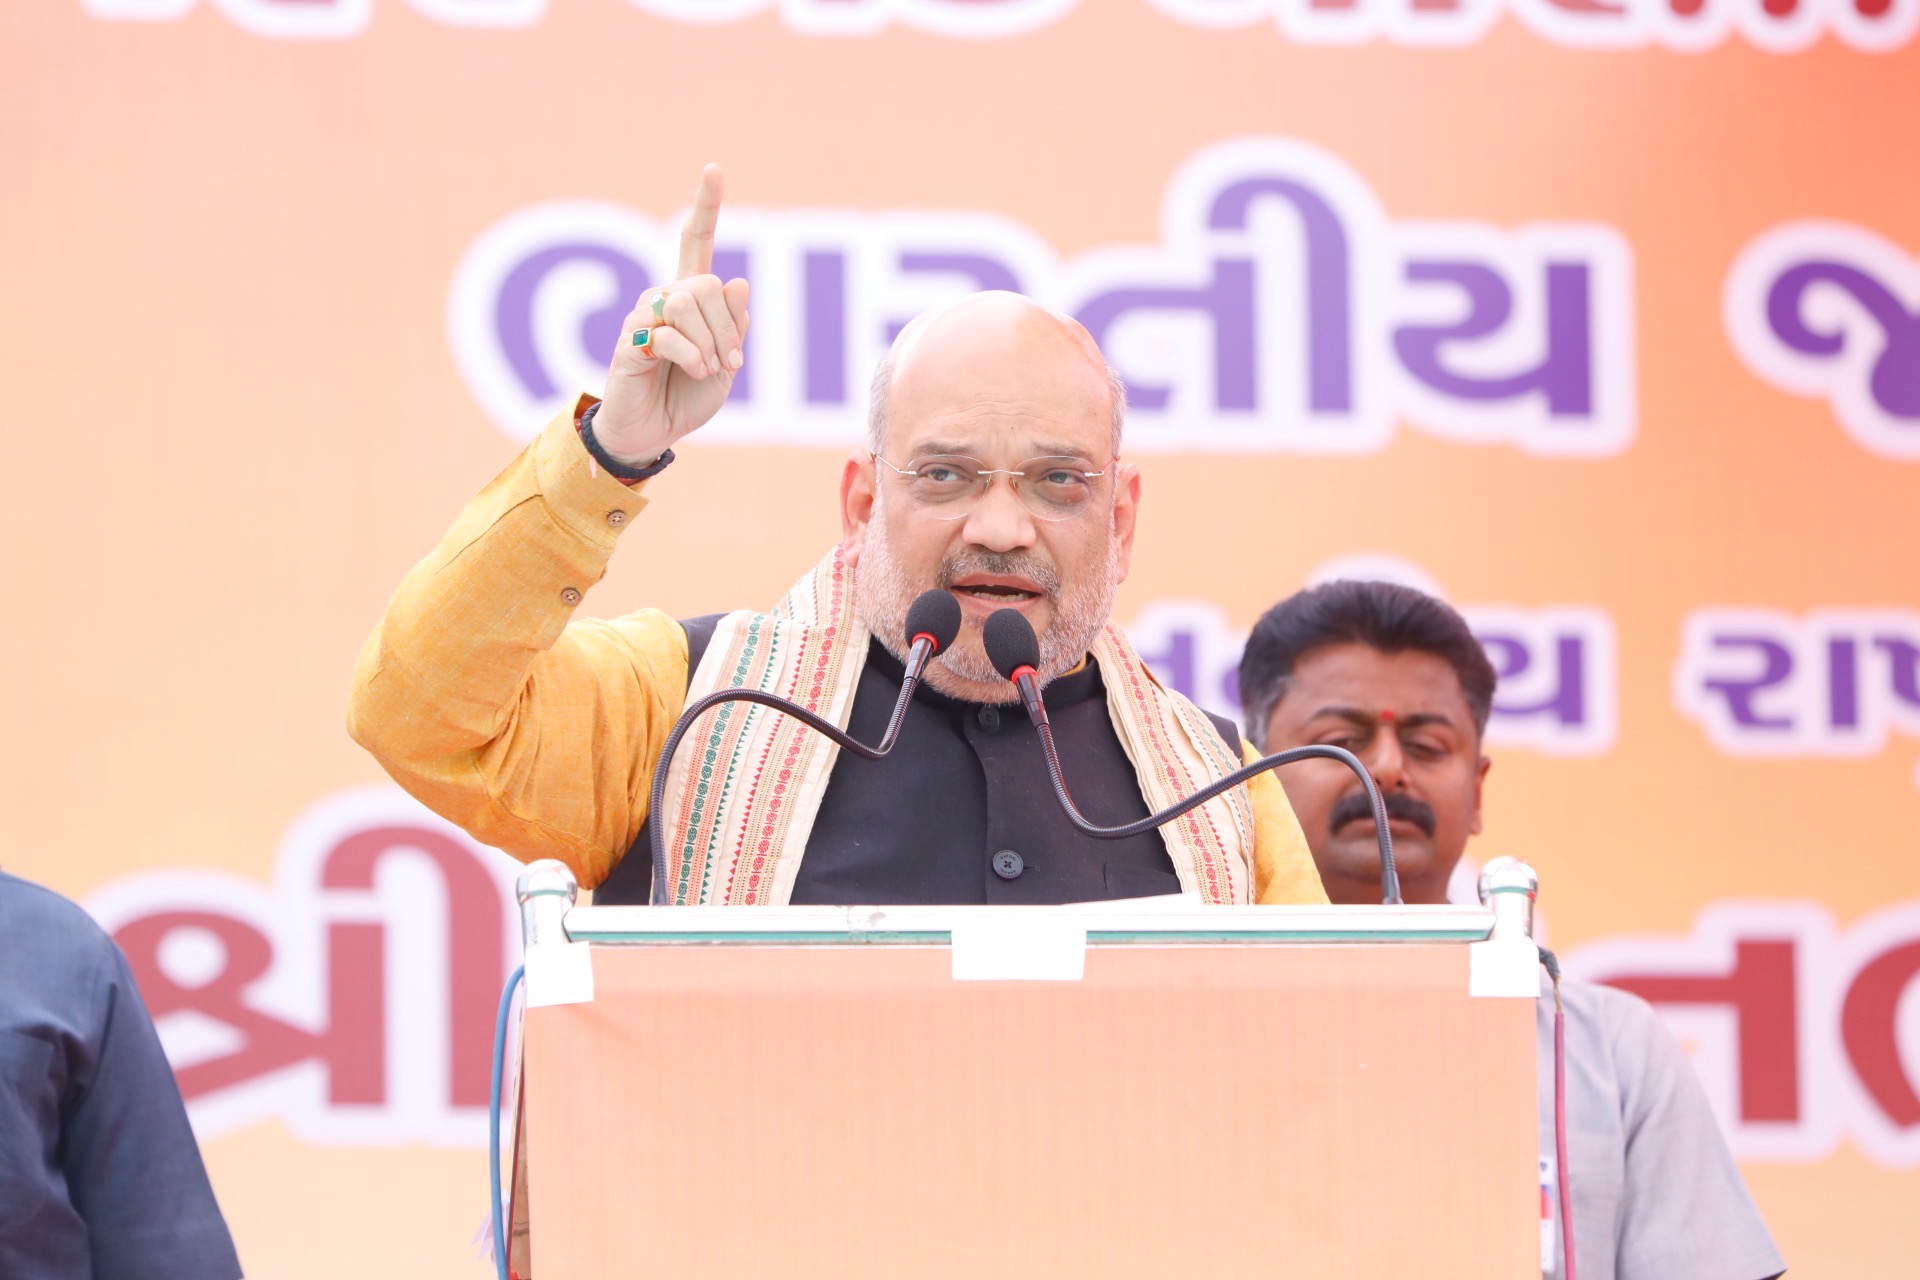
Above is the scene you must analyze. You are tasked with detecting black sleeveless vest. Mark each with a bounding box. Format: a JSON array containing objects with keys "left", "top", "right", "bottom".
[{"left": 594, "top": 617, "right": 1244, "bottom": 907}]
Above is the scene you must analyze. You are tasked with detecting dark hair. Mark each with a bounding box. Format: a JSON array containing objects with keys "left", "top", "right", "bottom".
[{"left": 1239, "top": 580, "right": 1497, "bottom": 750}]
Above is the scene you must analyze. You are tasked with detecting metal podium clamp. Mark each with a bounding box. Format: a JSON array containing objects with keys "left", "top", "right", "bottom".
[
  {"left": 493, "top": 861, "right": 586, "bottom": 1280},
  {"left": 1469, "top": 857, "right": 1543, "bottom": 998},
  {"left": 1479, "top": 856, "right": 1540, "bottom": 941},
  {"left": 516, "top": 859, "right": 576, "bottom": 945},
  {"left": 1478, "top": 857, "right": 1575, "bottom": 1280},
  {"left": 515, "top": 860, "right": 593, "bottom": 1007}
]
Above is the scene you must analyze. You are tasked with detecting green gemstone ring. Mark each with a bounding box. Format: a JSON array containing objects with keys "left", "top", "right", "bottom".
[
  {"left": 631, "top": 328, "right": 653, "bottom": 353},
  {"left": 651, "top": 290, "right": 667, "bottom": 321}
]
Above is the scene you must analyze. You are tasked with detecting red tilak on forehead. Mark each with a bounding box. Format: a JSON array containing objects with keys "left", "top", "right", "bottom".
[{"left": 1378, "top": 709, "right": 1396, "bottom": 724}]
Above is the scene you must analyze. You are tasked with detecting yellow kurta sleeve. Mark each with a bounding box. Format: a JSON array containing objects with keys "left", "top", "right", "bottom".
[
  {"left": 346, "top": 397, "right": 687, "bottom": 888},
  {"left": 1243, "top": 739, "right": 1329, "bottom": 905}
]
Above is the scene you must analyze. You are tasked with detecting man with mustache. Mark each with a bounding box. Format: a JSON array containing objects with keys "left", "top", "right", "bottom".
[
  {"left": 1241, "top": 580, "right": 1784, "bottom": 1280},
  {"left": 348, "top": 166, "right": 1326, "bottom": 909}
]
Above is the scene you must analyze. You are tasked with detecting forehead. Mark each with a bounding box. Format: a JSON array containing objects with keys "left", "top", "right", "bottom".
[
  {"left": 884, "top": 305, "right": 1113, "bottom": 458},
  {"left": 1270, "top": 644, "right": 1475, "bottom": 725}
]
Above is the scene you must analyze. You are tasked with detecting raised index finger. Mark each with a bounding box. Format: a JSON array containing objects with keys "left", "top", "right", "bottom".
[{"left": 677, "top": 164, "right": 723, "bottom": 278}]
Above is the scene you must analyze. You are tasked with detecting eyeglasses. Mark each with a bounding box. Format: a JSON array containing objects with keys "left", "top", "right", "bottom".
[{"left": 871, "top": 452, "right": 1113, "bottom": 522}]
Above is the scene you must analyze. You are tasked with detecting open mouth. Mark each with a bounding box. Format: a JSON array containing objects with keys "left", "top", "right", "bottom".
[{"left": 950, "top": 576, "right": 1045, "bottom": 604}]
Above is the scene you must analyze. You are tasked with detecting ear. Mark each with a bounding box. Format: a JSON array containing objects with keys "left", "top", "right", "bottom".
[
  {"left": 840, "top": 450, "right": 876, "bottom": 565},
  {"left": 1468, "top": 752, "right": 1491, "bottom": 837},
  {"left": 1109, "top": 462, "right": 1143, "bottom": 585}
]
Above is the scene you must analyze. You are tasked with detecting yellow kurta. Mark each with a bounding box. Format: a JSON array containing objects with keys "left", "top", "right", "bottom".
[{"left": 347, "top": 398, "right": 1327, "bottom": 905}]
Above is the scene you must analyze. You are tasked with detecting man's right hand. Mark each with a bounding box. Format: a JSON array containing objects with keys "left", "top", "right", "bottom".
[{"left": 591, "top": 164, "right": 751, "bottom": 465}]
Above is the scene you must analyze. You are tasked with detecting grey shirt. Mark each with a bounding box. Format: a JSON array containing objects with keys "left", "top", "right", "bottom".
[
  {"left": 1541, "top": 974, "right": 1783, "bottom": 1280},
  {"left": 0, "top": 872, "right": 242, "bottom": 1280}
]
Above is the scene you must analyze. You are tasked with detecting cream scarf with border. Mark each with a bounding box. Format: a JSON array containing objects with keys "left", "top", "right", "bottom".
[{"left": 654, "top": 547, "right": 1255, "bottom": 905}]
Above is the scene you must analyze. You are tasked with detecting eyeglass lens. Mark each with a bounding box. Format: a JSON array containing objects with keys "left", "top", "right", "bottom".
[{"left": 898, "top": 456, "right": 1104, "bottom": 521}]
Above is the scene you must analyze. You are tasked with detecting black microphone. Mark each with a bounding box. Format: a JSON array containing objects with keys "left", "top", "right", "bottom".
[
  {"left": 886, "top": 588, "right": 965, "bottom": 742},
  {"left": 981, "top": 607, "right": 1403, "bottom": 905},
  {"left": 982, "top": 606, "right": 1048, "bottom": 729},
  {"left": 646, "top": 589, "right": 963, "bottom": 903}
]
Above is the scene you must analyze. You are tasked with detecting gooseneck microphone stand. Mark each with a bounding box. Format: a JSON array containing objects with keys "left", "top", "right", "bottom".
[
  {"left": 646, "top": 591, "right": 962, "bottom": 904},
  {"left": 981, "top": 607, "right": 1404, "bottom": 905}
]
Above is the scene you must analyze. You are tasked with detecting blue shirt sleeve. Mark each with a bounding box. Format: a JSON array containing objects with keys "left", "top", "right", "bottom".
[
  {"left": 0, "top": 874, "right": 242, "bottom": 1280},
  {"left": 62, "top": 942, "right": 244, "bottom": 1280}
]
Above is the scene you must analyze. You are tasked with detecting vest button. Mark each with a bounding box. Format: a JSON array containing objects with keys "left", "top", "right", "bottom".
[
  {"left": 976, "top": 706, "right": 1001, "bottom": 731},
  {"left": 992, "top": 849, "right": 1024, "bottom": 880},
  {"left": 559, "top": 587, "right": 582, "bottom": 606}
]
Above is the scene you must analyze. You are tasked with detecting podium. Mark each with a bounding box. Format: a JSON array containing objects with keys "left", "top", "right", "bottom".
[{"left": 502, "top": 867, "right": 1544, "bottom": 1279}]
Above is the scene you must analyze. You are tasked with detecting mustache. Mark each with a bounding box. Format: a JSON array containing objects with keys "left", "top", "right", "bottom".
[
  {"left": 936, "top": 550, "right": 1061, "bottom": 602},
  {"left": 1328, "top": 789, "right": 1437, "bottom": 839}
]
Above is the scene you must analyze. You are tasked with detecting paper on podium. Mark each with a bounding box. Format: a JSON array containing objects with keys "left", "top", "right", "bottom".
[
  {"left": 950, "top": 919, "right": 1086, "bottom": 980},
  {"left": 947, "top": 894, "right": 1198, "bottom": 980},
  {"left": 1469, "top": 937, "right": 1541, "bottom": 997},
  {"left": 524, "top": 939, "right": 595, "bottom": 1006}
]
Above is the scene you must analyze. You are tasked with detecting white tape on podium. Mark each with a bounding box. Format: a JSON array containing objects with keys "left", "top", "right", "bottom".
[
  {"left": 524, "top": 940, "right": 596, "bottom": 1007},
  {"left": 1468, "top": 937, "right": 1541, "bottom": 998},
  {"left": 950, "top": 920, "right": 1088, "bottom": 981}
]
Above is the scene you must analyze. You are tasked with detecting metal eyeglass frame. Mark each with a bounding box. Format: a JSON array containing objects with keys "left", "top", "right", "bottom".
[{"left": 870, "top": 451, "right": 1115, "bottom": 522}]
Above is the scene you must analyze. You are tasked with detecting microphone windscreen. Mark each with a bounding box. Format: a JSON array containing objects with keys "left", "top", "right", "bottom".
[
  {"left": 982, "top": 608, "right": 1041, "bottom": 682},
  {"left": 904, "top": 590, "right": 963, "bottom": 655}
]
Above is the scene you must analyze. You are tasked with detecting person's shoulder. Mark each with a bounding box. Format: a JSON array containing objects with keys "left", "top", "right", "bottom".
[
  {"left": 1556, "top": 974, "right": 1702, "bottom": 1103},
  {"left": 1560, "top": 977, "right": 1786, "bottom": 1278},
  {"left": 0, "top": 871, "right": 118, "bottom": 965},
  {"left": 1558, "top": 975, "right": 1667, "bottom": 1042},
  {"left": 1, "top": 870, "right": 102, "bottom": 926}
]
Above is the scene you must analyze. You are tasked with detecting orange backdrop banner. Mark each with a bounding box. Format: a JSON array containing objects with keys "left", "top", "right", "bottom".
[{"left": 3, "top": 2, "right": 1917, "bottom": 1276}]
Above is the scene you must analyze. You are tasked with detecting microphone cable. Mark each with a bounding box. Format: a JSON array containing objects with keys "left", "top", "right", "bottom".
[
  {"left": 488, "top": 964, "right": 525, "bottom": 1280},
  {"left": 646, "top": 591, "right": 962, "bottom": 902},
  {"left": 1539, "top": 946, "right": 1576, "bottom": 1280},
  {"left": 981, "top": 607, "right": 1402, "bottom": 905}
]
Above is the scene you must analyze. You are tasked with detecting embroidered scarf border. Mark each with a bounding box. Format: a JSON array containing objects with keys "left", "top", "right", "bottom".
[
  {"left": 1092, "top": 624, "right": 1255, "bottom": 905},
  {"left": 658, "top": 549, "right": 1253, "bottom": 905}
]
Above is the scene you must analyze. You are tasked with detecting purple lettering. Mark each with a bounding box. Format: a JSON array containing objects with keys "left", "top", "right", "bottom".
[
  {"left": 713, "top": 247, "right": 752, "bottom": 400},
  {"left": 1077, "top": 260, "right": 1258, "bottom": 412},
  {"left": 1394, "top": 260, "right": 1592, "bottom": 416},
  {"left": 804, "top": 250, "right": 847, "bottom": 405},
  {"left": 1828, "top": 636, "right": 1860, "bottom": 729},
  {"left": 1207, "top": 176, "right": 1352, "bottom": 412},
  {"left": 496, "top": 244, "right": 648, "bottom": 400},
  {"left": 1134, "top": 627, "right": 1201, "bottom": 703},
  {"left": 1705, "top": 633, "right": 1796, "bottom": 730},
  {"left": 1767, "top": 262, "right": 1920, "bottom": 421},
  {"left": 1482, "top": 631, "right": 1587, "bottom": 726},
  {"left": 1874, "top": 637, "right": 1920, "bottom": 712}
]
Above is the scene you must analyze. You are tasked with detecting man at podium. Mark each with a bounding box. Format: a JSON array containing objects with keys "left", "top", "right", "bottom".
[
  {"left": 1240, "top": 580, "right": 1785, "bottom": 1280},
  {"left": 348, "top": 166, "right": 1326, "bottom": 910}
]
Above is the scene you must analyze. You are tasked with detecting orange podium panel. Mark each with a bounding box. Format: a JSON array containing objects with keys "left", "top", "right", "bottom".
[{"left": 510, "top": 901, "right": 1540, "bottom": 1279}]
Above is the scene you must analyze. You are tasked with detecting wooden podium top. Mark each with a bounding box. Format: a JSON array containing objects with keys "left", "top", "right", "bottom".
[{"left": 516, "top": 914, "right": 1538, "bottom": 1279}]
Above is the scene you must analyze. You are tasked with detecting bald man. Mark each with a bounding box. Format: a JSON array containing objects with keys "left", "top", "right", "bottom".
[{"left": 349, "top": 167, "right": 1326, "bottom": 908}]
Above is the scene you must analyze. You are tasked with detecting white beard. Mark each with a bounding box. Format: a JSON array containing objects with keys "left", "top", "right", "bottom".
[{"left": 854, "top": 498, "right": 1120, "bottom": 705}]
